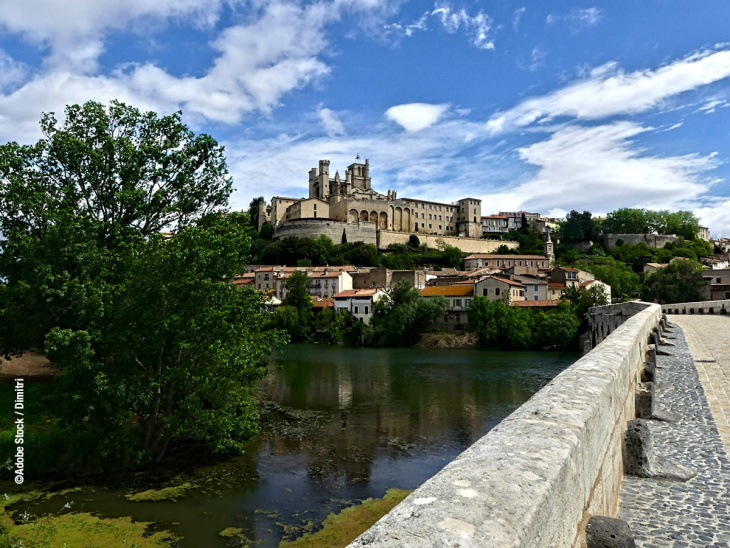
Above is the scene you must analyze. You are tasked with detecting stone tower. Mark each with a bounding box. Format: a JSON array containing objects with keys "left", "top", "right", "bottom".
[
  {"left": 545, "top": 230, "right": 555, "bottom": 264},
  {"left": 309, "top": 160, "right": 331, "bottom": 199},
  {"left": 457, "top": 198, "right": 482, "bottom": 238},
  {"left": 346, "top": 159, "right": 371, "bottom": 190}
]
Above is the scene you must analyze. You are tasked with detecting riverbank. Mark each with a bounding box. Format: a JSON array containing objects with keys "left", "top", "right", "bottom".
[{"left": 415, "top": 332, "right": 479, "bottom": 349}]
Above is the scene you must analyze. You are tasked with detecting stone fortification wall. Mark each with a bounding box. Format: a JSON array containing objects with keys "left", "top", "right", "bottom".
[
  {"left": 662, "top": 299, "right": 730, "bottom": 315},
  {"left": 274, "top": 219, "right": 377, "bottom": 246},
  {"left": 350, "top": 302, "right": 662, "bottom": 548},
  {"left": 377, "top": 231, "right": 518, "bottom": 253},
  {"left": 604, "top": 233, "right": 678, "bottom": 249}
]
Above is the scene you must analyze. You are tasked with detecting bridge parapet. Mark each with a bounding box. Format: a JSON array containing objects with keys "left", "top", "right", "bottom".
[
  {"left": 350, "top": 302, "right": 662, "bottom": 547},
  {"left": 662, "top": 299, "right": 730, "bottom": 316}
]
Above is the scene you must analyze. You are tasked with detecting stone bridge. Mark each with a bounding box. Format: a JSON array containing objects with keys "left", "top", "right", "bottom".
[{"left": 350, "top": 301, "right": 730, "bottom": 547}]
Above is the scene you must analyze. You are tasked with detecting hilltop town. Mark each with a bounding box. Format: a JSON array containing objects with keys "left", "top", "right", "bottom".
[{"left": 244, "top": 159, "right": 728, "bottom": 334}]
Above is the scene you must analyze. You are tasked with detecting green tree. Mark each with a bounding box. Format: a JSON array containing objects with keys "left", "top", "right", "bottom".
[
  {"left": 0, "top": 100, "right": 230, "bottom": 241},
  {"left": 535, "top": 303, "right": 580, "bottom": 349},
  {"left": 248, "top": 196, "right": 266, "bottom": 229},
  {"left": 641, "top": 260, "right": 706, "bottom": 304},
  {"left": 605, "top": 208, "right": 651, "bottom": 234},
  {"left": 367, "top": 280, "right": 447, "bottom": 346},
  {"left": 408, "top": 234, "right": 420, "bottom": 248},
  {"left": 0, "top": 101, "right": 284, "bottom": 466},
  {"left": 561, "top": 210, "right": 597, "bottom": 243},
  {"left": 282, "top": 271, "right": 313, "bottom": 340}
]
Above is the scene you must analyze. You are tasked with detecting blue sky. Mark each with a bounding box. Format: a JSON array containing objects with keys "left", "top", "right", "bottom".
[{"left": 2, "top": 1, "right": 730, "bottom": 237}]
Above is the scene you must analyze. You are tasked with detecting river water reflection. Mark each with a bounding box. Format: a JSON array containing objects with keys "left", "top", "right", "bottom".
[{"left": 18, "top": 344, "right": 578, "bottom": 546}]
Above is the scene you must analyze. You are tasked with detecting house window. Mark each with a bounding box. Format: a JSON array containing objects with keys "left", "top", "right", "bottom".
[
  {"left": 495, "top": 288, "right": 501, "bottom": 296},
  {"left": 453, "top": 299, "right": 462, "bottom": 308},
  {"left": 465, "top": 299, "right": 471, "bottom": 308},
  {"left": 717, "top": 278, "right": 722, "bottom": 283},
  {"left": 264, "top": 274, "right": 269, "bottom": 281},
  {"left": 534, "top": 296, "right": 539, "bottom": 301},
  {"left": 482, "top": 288, "right": 488, "bottom": 296},
  {"left": 726, "top": 292, "right": 730, "bottom": 299},
  {"left": 365, "top": 306, "right": 369, "bottom": 314},
  {"left": 354, "top": 306, "right": 359, "bottom": 314},
  {"left": 534, "top": 286, "right": 539, "bottom": 291},
  {"left": 567, "top": 272, "right": 577, "bottom": 280}
]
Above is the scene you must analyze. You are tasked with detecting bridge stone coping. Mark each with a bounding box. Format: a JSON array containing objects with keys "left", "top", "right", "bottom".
[
  {"left": 661, "top": 299, "right": 730, "bottom": 316},
  {"left": 349, "top": 302, "right": 662, "bottom": 548}
]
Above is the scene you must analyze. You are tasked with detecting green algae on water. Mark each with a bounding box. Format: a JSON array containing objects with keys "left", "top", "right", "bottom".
[
  {"left": 126, "top": 482, "right": 196, "bottom": 502},
  {"left": 9, "top": 512, "right": 179, "bottom": 547},
  {"left": 278, "top": 488, "right": 411, "bottom": 548}
]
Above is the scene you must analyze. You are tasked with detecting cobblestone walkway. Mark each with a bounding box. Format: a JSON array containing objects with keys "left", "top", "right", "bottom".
[
  {"left": 671, "top": 315, "right": 730, "bottom": 457},
  {"left": 619, "top": 318, "right": 730, "bottom": 547}
]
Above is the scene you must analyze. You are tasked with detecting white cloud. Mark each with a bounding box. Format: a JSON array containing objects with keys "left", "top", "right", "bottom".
[
  {"left": 0, "top": 0, "right": 400, "bottom": 142},
  {"left": 695, "top": 199, "right": 730, "bottom": 238},
  {"left": 512, "top": 7, "right": 526, "bottom": 31},
  {"left": 318, "top": 107, "right": 345, "bottom": 136},
  {"left": 487, "top": 49, "right": 730, "bottom": 134},
  {"left": 697, "top": 99, "right": 730, "bottom": 114},
  {"left": 431, "top": 3, "right": 494, "bottom": 50},
  {"left": 0, "top": 0, "right": 223, "bottom": 71},
  {"left": 571, "top": 8, "right": 602, "bottom": 26},
  {"left": 517, "top": 48, "right": 547, "bottom": 72},
  {"left": 385, "top": 103, "right": 449, "bottom": 132},
  {"left": 480, "top": 122, "right": 719, "bottom": 215},
  {"left": 383, "top": 11, "right": 429, "bottom": 38},
  {"left": 0, "top": 51, "right": 28, "bottom": 91},
  {"left": 546, "top": 7, "right": 602, "bottom": 31}
]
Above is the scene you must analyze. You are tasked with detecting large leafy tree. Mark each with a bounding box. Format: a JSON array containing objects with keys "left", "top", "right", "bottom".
[
  {"left": 605, "top": 208, "right": 700, "bottom": 239},
  {"left": 0, "top": 100, "right": 231, "bottom": 240},
  {"left": 367, "top": 280, "right": 447, "bottom": 347},
  {"left": 641, "top": 259, "right": 706, "bottom": 304},
  {"left": 0, "top": 101, "right": 284, "bottom": 466}
]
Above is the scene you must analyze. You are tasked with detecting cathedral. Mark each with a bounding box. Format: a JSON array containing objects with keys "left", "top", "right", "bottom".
[{"left": 258, "top": 159, "right": 483, "bottom": 241}]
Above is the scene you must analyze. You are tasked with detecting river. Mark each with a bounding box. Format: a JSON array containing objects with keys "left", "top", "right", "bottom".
[{"left": 14, "top": 344, "right": 578, "bottom": 546}]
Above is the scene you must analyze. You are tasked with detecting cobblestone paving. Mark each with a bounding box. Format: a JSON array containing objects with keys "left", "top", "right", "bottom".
[
  {"left": 619, "top": 318, "right": 730, "bottom": 547},
  {"left": 671, "top": 315, "right": 730, "bottom": 457}
]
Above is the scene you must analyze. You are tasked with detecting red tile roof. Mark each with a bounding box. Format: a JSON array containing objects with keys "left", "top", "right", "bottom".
[
  {"left": 333, "top": 289, "right": 380, "bottom": 298},
  {"left": 511, "top": 300, "right": 562, "bottom": 307},
  {"left": 421, "top": 285, "right": 474, "bottom": 297},
  {"left": 466, "top": 254, "right": 548, "bottom": 260},
  {"left": 481, "top": 276, "right": 526, "bottom": 287}
]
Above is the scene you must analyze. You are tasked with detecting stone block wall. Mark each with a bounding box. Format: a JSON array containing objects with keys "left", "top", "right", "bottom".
[
  {"left": 603, "top": 233, "right": 678, "bottom": 249},
  {"left": 586, "top": 301, "right": 655, "bottom": 351},
  {"left": 349, "top": 302, "right": 662, "bottom": 548},
  {"left": 661, "top": 299, "right": 730, "bottom": 315},
  {"left": 377, "top": 231, "right": 519, "bottom": 253},
  {"left": 274, "top": 219, "right": 377, "bottom": 245}
]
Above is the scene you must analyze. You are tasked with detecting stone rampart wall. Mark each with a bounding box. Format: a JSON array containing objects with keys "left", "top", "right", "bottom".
[
  {"left": 662, "top": 299, "right": 730, "bottom": 315},
  {"left": 604, "top": 233, "right": 678, "bottom": 249},
  {"left": 274, "top": 219, "right": 377, "bottom": 246},
  {"left": 350, "top": 302, "right": 662, "bottom": 548},
  {"left": 377, "top": 231, "right": 519, "bottom": 253}
]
